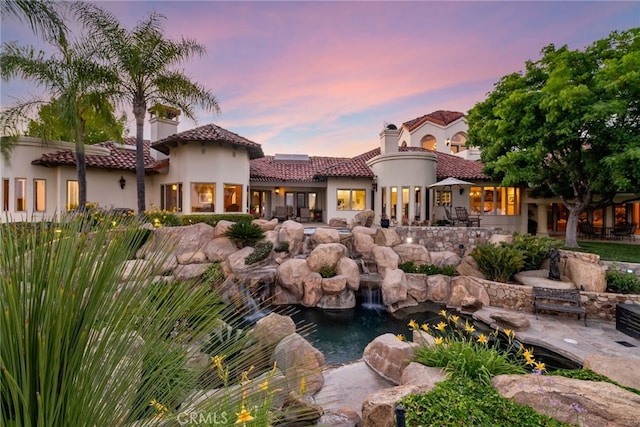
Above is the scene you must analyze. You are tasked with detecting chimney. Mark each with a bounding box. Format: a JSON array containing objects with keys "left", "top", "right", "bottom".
[
  {"left": 380, "top": 123, "right": 400, "bottom": 154},
  {"left": 149, "top": 104, "right": 180, "bottom": 142}
]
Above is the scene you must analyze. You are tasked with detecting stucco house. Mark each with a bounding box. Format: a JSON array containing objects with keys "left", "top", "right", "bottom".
[{"left": 2, "top": 108, "right": 639, "bottom": 238}]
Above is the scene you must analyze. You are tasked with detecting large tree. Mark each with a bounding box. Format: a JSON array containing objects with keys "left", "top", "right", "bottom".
[
  {"left": 468, "top": 28, "right": 640, "bottom": 247},
  {"left": 0, "top": 15, "right": 121, "bottom": 210},
  {"left": 77, "top": 5, "right": 221, "bottom": 214}
]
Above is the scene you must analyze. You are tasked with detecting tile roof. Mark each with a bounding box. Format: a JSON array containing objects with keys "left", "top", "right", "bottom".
[
  {"left": 152, "top": 123, "right": 264, "bottom": 159},
  {"left": 402, "top": 110, "right": 465, "bottom": 132},
  {"left": 31, "top": 138, "right": 159, "bottom": 172},
  {"left": 250, "top": 155, "right": 350, "bottom": 183},
  {"left": 312, "top": 146, "right": 488, "bottom": 181}
]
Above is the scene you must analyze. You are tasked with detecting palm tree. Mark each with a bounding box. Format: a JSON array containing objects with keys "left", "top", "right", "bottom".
[
  {"left": 0, "top": 24, "right": 120, "bottom": 210},
  {"left": 76, "top": 5, "right": 221, "bottom": 214}
]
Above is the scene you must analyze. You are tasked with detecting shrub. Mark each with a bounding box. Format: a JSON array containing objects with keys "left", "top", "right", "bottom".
[
  {"left": 318, "top": 265, "right": 337, "bottom": 278},
  {"left": 225, "top": 221, "right": 265, "bottom": 247},
  {"left": 401, "top": 379, "right": 567, "bottom": 427},
  {"left": 202, "top": 262, "right": 225, "bottom": 287},
  {"left": 274, "top": 241, "right": 289, "bottom": 252},
  {"left": 512, "top": 233, "right": 563, "bottom": 271},
  {"left": 399, "top": 261, "right": 417, "bottom": 273},
  {"left": 180, "top": 213, "right": 254, "bottom": 227},
  {"left": 143, "top": 205, "right": 181, "bottom": 227},
  {"left": 470, "top": 243, "right": 525, "bottom": 282},
  {"left": 416, "top": 263, "right": 456, "bottom": 276},
  {"left": 245, "top": 241, "right": 273, "bottom": 265},
  {"left": 550, "top": 368, "right": 640, "bottom": 396},
  {"left": 605, "top": 268, "right": 640, "bottom": 294}
]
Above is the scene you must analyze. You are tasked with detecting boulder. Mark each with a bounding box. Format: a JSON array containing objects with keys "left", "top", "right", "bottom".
[
  {"left": 276, "top": 258, "right": 310, "bottom": 299},
  {"left": 252, "top": 218, "right": 278, "bottom": 231},
  {"left": 361, "top": 384, "right": 427, "bottom": 427},
  {"left": 455, "top": 255, "right": 486, "bottom": 279},
  {"left": 447, "top": 283, "right": 470, "bottom": 308},
  {"left": 400, "top": 362, "right": 447, "bottom": 388},
  {"left": 405, "top": 273, "right": 428, "bottom": 302},
  {"left": 307, "top": 243, "right": 348, "bottom": 272},
  {"left": 223, "top": 246, "right": 254, "bottom": 274},
  {"left": 583, "top": 354, "right": 640, "bottom": 390},
  {"left": 302, "top": 272, "right": 323, "bottom": 307},
  {"left": 120, "top": 259, "right": 154, "bottom": 281},
  {"left": 351, "top": 209, "right": 375, "bottom": 228},
  {"left": 426, "top": 274, "right": 451, "bottom": 303},
  {"left": 173, "top": 263, "right": 210, "bottom": 281},
  {"left": 337, "top": 257, "right": 360, "bottom": 291},
  {"left": 271, "top": 332, "right": 325, "bottom": 395},
  {"left": 565, "top": 257, "right": 607, "bottom": 292},
  {"left": 489, "top": 311, "right": 531, "bottom": 331},
  {"left": 202, "top": 237, "right": 238, "bottom": 262},
  {"left": 321, "top": 275, "right": 347, "bottom": 294},
  {"left": 177, "top": 250, "right": 207, "bottom": 265},
  {"left": 488, "top": 233, "right": 514, "bottom": 245},
  {"left": 514, "top": 269, "right": 573, "bottom": 289},
  {"left": 142, "top": 251, "right": 178, "bottom": 275},
  {"left": 278, "top": 220, "right": 305, "bottom": 255},
  {"left": 312, "top": 227, "right": 340, "bottom": 244},
  {"left": 374, "top": 228, "right": 401, "bottom": 247},
  {"left": 372, "top": 246, "right": 399, "bottom": 275},
  {"left": 461, "top": 295, "right": 483, "bottom": 311},
  {"left": 317, "top": 408, "right": 361, "bottom": 427},
  {"left": 328, "top": 217, "right": 348, "bottom": 228},
  {"left": 381, "top": 269, "right": 407, "bottom": 307},
  {"left": 412, "top": 329, "right": 436, "bottom": 347},
  {"left": 362, "top": 333, "right": 415, "bottom": 384},
  {"left": 317, "top": 289, "right": 356, "bottom": 309},
  {"left": 393, "top": 243, "right": 431, "bottom": 265},
  {"left": 353, "top": 232, "right": 376, "bottom": 258},
  {"left": 137, "top": 222, "right": 216, "bottom": 259},
  {"left": 351, "top": 225, "right": 377, "bottom": 236},
  {"left": 262, "top": 230, "right": 280, "bottom": 248},
  {"left": 429, "top": 250, "right": 462, "bottom": 268},
  {"left": 450, "top": 276, "right": 490, "bottom": 307},
  {"left": 272, "top": 285, "right": 301, "bottom": 305},
  {"left": 279, "top": 391, "right": 324, "bottom": 426},
  {"left": 252, "top": 312, "right": 296, "bottom": 347},
  {"left": 492, "top": 374, "right": 640, "bottom": 427},
  {"left": 213, "top": 220, "right": 234, "bottom": 238}
]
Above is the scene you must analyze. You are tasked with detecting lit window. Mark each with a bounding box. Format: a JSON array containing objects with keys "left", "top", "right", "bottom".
[
  {"left": 469, "top": 186, "right": 520, "bottom": 216},
  {"left": 67, "top": 180, "right": 78, "bottom": 211},
  {"left": 336, "top": 189, "right": 366, "bottom": 211},
  {"left": 223, "top": 183, "right": 242, "bottom": 212},
  {"left": 191, "top": 183, "right": 214, "bottom": 212},
  {"left": 16, "top": 178, "right": 26, "bottom": 211},
  {"left": 2, "top": 179, "right": 8, "bottom": 211},
  {"left": 161, "top": 183, "right": 182, "bottom": 211},
  {"left": 435, "top": 190, "right": 451, "bottom": 206},
  {"left": 34, "top": 179, "right": 46, "bottom": 212}
]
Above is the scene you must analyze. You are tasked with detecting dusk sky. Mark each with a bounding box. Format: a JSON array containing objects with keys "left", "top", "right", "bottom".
[{"left": 1, "top": 1, "right": 638, "bottom": 157}]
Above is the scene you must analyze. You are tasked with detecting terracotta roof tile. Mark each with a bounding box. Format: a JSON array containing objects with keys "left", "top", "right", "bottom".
[
  {"left": 403, "top": 110, "right": 465, "bottom": 132},
  {"left": 152, "top": 123, "right": 264, "bottom": 159},
  {"left": 250, "top": 155, "right": 349, "bottom": 183},
  {"left": 31, "top": 140, "right": 158, "bottom": 172}
]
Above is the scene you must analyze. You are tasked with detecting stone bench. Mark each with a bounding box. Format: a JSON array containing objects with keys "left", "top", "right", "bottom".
[
  {"left": 616, "top": 303, "right": 640, "bottom": 339},
  {"left": 533, "top": 287, "right": 587, "bottom": 326}
]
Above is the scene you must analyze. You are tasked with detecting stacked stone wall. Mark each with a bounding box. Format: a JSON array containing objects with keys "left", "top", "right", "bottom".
[
  {"left": 601, "top": 261, "right": 640, "bottom": 278},
  {"left": 393, "top": 226, "right": 506, "bottom": 253}
]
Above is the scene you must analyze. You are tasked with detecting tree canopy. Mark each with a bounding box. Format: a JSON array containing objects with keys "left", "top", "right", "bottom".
[{"left": 468, "top": 28, "right": 640, "bottom": 247}]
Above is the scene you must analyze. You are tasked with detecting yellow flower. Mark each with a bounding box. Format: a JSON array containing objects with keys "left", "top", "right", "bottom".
[
  {"left": 408, "top": 319, "right": 419, "bottom": 330},
  {"left": 396, "top": 334, "right": 405, "bottom": 341},
  {"left": 439, "top": 309, "right": 448, "bottom": 317},
  {"left": 503, "top": 328, "right": 513, "bottom": 338},
  {"left": 235, "top": 405, "right": 255, "bottom": 424},
  {"left": 449, "top": 315, "right": 459, "bottom": 323},
  {"left": 477, "top": 334, "right": 488, "bottom": 344},
  {"left": 522, "top": 348, "right": 534, "bottom": 360},
  {"left": 436, "top": 321, "right": 447, "bottom": 331},
  {"left": 240, "top": 365, "right": 255, "bottom": 384},
  {"left": 434, "top": 337, "right": 444, "bottom": 345},
  {"left": 211, "top": 355, "right": 225, "bottom": 371},
  {"left": 300, "top": 376, "right": 307, "bottom": 395},
  {"left": 271, "top": 361, "right": 278, "bottom": 375},
  {"left": 421, "top": 323, "right": 430, "bottom": 333},
  {"left": 524, "top": 354, "right": 535, "bottom": 365},
  {"left": 259, "top": 379, "right": 269, "bottom": 391},
  {"left": 149, "top": 398, "right": 167, "bottom": 413},
  {"left": 534, "top": 361, "right": 546, "bottom": 372},
  {"left": 464, "top": 321, "right": 476, "bottom": 333}
]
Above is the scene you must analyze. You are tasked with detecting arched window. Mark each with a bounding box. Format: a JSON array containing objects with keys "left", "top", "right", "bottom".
[
  {"left": 449, "top": 132, "right": 468, "bottom": 153},
  {"left": 400, "top": 141, "right": 407, "bottom": 147},
  {"left": 420, "top": 135, "right": 436, "bottom": 150}
]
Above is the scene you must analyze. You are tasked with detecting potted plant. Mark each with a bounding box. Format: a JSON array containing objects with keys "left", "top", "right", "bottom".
[{"left": 380, "top": 213, "right": 390, "bottom": 228}]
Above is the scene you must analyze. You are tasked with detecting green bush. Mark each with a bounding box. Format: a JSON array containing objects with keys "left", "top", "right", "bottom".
[
  {"left": 550, "top": 368, "right": 640, "bottom": 396},
  {"left": 202, "top": 262, "right": 225, "bottom": 287},
  {"left": 274, "top": 241, "right": 290, "bottom": 252},
  {"left": 605, "top": 269, "right": 640, "bottom": 294},
  {"left": 225, "top": 221, "right": 265, "bottom": 247},
  {"left": 318, "top": 265, "right": 337, "bottom": 278},
  {"left": 399, "top": 261, "right": 456, "bottom": 276},
  {"left": 180, "top": 213, "right": 254, "bottom": 227},
  {"left": 470, "top": 243, "right": 525, "bottom": 282},
  {"left": 512, "top": 233, "right": 563, "bottom": 271},
  {"left": 245, "top": 241, "right": 273, "bottom": 265},
  {"left": 401, "top": 379, "right": 568, "bottom": 426},
  {"left": 144, "top": 208, "right": 181, "bottom": 227},
  {"left": 399, "top": 261, "right": 417, "bottom": 273}
]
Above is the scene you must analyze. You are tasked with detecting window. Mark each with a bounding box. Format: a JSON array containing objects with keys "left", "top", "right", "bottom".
[
  {"left": 435, "top": 190, "right": 451, "bottom": 206},
  {"left": 34, "top": 179, "right": 46, "bottom": 212},
  {"left": 390, "top": 187, "right": 397, "bottom": 219},
  {"left": 402, "top": 187, "right": 409, "bottom": 217},
  {"left": 15, "top": 179, "right": 26, "bottom": 211},
  {"left": 2, "top": 179, "right": 8, "bottom": 211},
  {"left": 420, "top": 135, "right": 436, "bottom": 150},
  {"left": 382, "top": 187, "right": 387, "bottom": 217},
  {"left": 336, "top": 189, "right": 365, "bottom": 211},
  {"left": 67, "top": 180, "right": 78, "bottom": 211},
  {"left": 191, "top": 183, "right": 214, "bottom": 212},
  {"left": 449, "top": 132, "right": 468, "bottom": 154},
  {"left": 223, "top": 183, "right": 242, "bottom": 212},
  {"left": 469, "top": 186, "right": 520, "bottom": 216},
  {"left": 161, "top": 183, "right": 183, "bottom": 211},
  {"left": 308, "top": 192, "right": 317, "bottom": 210}
]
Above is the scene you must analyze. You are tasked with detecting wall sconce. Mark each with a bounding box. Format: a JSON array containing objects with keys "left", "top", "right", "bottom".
[
  {"left": 372, "top": 175, "right": 378, "bottom": 192},
  {"left": 275, "top": 188, "right": 280, "bottom": 195},
  {"left": 445, "top": 138, "right": 451, "bottom": 146},
  {"left": 459, "top": 188, "right": 465, "bottom": 195},
  {"left": 119, "top": 176, "right": 126, "bottom": 190}
]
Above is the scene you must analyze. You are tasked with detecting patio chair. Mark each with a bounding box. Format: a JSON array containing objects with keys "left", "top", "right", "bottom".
[
  {"left": 274, "top": 206, "right": 288, "bottom": 221},
  {"left": 578, "top": 222, "right": 598, "bottom": 240},
  {"left": 455, "top": 206, "right": 480, "bottom": 227},
  {"left": 444, "top": 207, "right": 461, "bottom": 226},
  {"left": 299, "top": 207, "right": 311, "bottom": 222},
  {"left": 612, "top": 223, "right": 637, "bottom": 241}
]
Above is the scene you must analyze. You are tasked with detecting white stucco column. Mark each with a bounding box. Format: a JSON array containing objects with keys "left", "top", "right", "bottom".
[{"left": 536, "top": 203, "right": 548, "bottom": 236}]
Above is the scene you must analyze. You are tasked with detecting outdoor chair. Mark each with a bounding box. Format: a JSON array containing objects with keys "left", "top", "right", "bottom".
[
  {"left": 444, "top": 207, "right": 461, "bottom": 226},
  {"left": 578, "top": 222, "right": 598, "bottom": 240},
  {"left": 274, "top": 206, "right": 288, "bottom": 221},
  {"left": 455, "top": 206, "right": 480, "bottom": 227},
  {"left": 299, "top": 207, "right": 311, "bottom": 222},
  {"left": 612, "top": 223, "right": 637, "bottom": 241}
]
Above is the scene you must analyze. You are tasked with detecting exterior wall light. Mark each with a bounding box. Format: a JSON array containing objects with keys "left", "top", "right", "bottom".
[
  {"left": 275, "top": 188, "right": 280, "bottom": 195},
  {"left": 119, "top": 176, "right": 126, "bottom": 190},
  {"left": 372, "top": 175, "right": 378, "bottom": 191}
]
